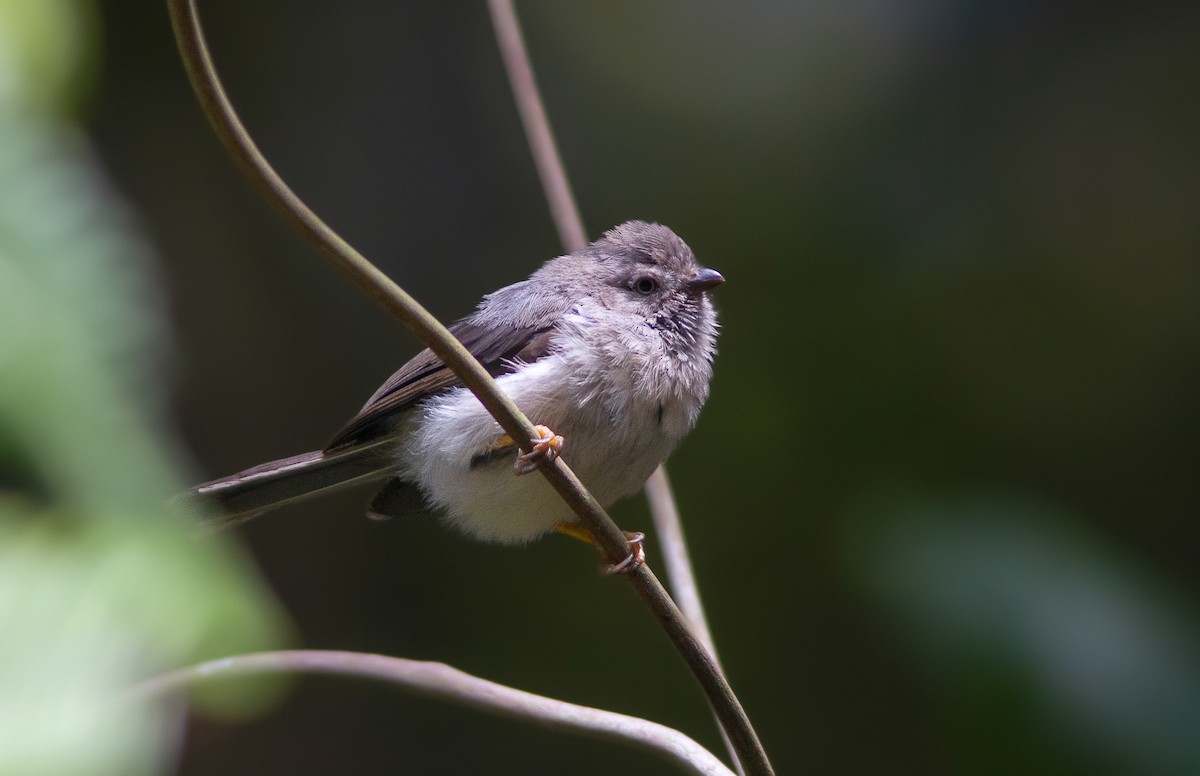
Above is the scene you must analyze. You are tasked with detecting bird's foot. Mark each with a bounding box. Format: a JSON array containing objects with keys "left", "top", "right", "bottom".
[
  {"left": 514, "top": 425, "right": 564, "bottom": 475},
  {"left": 553, "top": 522, "right": 646, "bottom": 575},
  {"left": 604, "top": 531, "right": 646, "bottom": 575}
]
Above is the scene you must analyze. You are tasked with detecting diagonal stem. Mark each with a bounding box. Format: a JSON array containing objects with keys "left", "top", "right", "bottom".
[
  {"left": 165, "top": 1, "right": 772, "bottom": 774},
  {"left": 164, "top": 0, "right": 626, "bottom": 627}
]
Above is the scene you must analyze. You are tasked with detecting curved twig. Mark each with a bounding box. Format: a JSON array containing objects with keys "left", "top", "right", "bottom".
[
  {"left": 165, "top": 2, "right": 772, "bottom": 774},
  {"left": 130, "top": 650, "right": 734, "bottom": 776}
]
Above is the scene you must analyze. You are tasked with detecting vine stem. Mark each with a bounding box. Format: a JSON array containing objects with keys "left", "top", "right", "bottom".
[
  {"left": 164, "top": 1, "right": 772, "bottom": 774},
  {"left": 130, "top": 650, "right": 734, "bottom": 776}
]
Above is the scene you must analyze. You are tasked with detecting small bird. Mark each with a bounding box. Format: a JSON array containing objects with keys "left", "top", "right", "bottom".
[{"left": 180, "top": 221, "right": 722, "bottom": 563}]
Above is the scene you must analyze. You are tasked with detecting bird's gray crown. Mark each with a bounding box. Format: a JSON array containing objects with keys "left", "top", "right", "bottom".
[{"left": 586, "top": 220, "right": 697, "bottom": 273}]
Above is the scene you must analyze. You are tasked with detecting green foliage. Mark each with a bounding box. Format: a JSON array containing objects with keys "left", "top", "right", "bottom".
[
  {"left": 0, "top": 5, "right": 286, "bottom": 775},
  {"left": 844, "top": 492, "right": 1200, "bottom": 774},
  {"left": 0, "top": 0, "right": 97, "bottom": 117}
]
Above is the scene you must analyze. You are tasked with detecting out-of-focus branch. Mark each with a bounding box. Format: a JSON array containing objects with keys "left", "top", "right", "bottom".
[
  {"left": 487, "top": 0, "right": 586, "bottom": 253},
  {"left": 486, "top": 3, "right": 759, "bottom": 774},
  {"left": 165, "top": 2, "right": 772, "bottom": 775},
  {"left": 646, "top": 468, "right": 720, "bottom": 663},
  {"left": 486, "top": 0, "right": 718, "bottom": 654},
  {"left": 646, "top": 469, "right": 745, "bottom": 773},
  {"left": 130, "top": 651, "right": 734, "bottom": 776}
]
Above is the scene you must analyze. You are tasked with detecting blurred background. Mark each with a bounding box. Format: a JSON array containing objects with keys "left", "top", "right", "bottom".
[{"left": 3, "top": 0, "right": 1198, "bottom": 774}]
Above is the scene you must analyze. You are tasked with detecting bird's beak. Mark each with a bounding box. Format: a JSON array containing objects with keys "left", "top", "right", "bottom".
[{"left": 686, "top": 267, "right": 725, "bottom": 293}]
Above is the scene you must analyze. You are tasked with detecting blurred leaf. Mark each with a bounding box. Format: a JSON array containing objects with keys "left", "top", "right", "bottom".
[
  {"left": 843, "top": 492, "right": 1200, "bottom": 775},
  {"left": 0, "top": 501, "right": 286, "bottom": 775},
  {"left": 0, "top": 6, "right": 287, "bottom": 775},
  {"left": 0, "top": 0, "right": 96, "bottom": 117},
  {"left": 0, "top": 113, "right": 183, "bottom": 512}
]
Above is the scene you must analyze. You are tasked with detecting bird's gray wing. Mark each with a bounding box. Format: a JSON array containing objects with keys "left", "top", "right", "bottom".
[{"left": 324, "top": 318, "right": 556, "bottom": 450}]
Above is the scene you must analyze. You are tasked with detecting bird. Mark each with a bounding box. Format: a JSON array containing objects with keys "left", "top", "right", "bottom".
[{"left": 179, "top": 221, "right": 722, "bottom": 566}]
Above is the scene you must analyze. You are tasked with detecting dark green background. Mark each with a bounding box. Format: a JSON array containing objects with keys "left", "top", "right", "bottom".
[{"left": 85, "top": 2, "right": 1200, "bottom": 774}]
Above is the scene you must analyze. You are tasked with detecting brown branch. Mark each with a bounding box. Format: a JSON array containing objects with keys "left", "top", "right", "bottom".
[
  {"left": 165, "top": 2, "right": 772, "bottom": 775},
  {"left": 130, "top": 650, "right": 734, "bottom": 776},
  {"left": 166, "top": 0, "right": 618, "bottom": 561}
]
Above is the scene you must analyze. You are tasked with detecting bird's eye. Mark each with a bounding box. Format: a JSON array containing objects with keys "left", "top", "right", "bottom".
[{"left": 633, "top": 276, "right": 658, "bottom": 295}]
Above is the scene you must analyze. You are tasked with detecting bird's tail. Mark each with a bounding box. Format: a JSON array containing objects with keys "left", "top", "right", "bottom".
[{"left": 176, "top": 440, "right": 395, "bottom": 528}]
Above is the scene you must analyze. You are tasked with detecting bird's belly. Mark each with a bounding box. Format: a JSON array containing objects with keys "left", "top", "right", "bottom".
[{"left": 398, "top": 362, "right": 683, "bottom": 545}]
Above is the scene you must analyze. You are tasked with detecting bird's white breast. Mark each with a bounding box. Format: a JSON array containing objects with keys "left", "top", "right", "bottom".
[{"left": 399, "top": 307, "right": 713, "bottom": 544}]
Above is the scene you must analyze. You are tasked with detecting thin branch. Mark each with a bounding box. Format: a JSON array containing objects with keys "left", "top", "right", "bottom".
[
  {"left": 487, "top": 0, "right": 587, "bottom": 253},
  {"left": 647, "top": 469, "right": 744, "bottom": 776},
  {"left": 165, "top": 2, "right": 772, "bottom": 775},
  {"left": 165, "top": 0, "right": 623, "bottom": 580},
  {"left": 130, "top": 651, "right": 734, "bottom": 776},
  {"left": 486, "top": 3, "right": 757, "bottom": 774},
  {"left": 646, "top": 467, "right": 721, "bottom": 664},
  {"left": 486, "top": 0, "right": 718, "bottom": 663}
]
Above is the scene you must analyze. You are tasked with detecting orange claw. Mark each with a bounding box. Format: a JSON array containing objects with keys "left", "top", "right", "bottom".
[
  {"left": 604, "top": 531, "right": 646, "bottom": 575},
  {"left": 552, "top": 523, "right": 646, "bottom": 575},
  {"left": 514, "top": 425, "right": 564, "bottom": 475}
]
